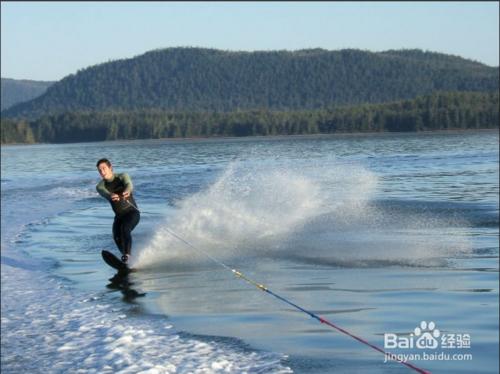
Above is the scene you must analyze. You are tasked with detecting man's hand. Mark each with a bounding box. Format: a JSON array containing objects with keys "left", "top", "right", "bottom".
[
  {"left": 111, "top": 193, "right": 120, "bottom": 201},
  {"left": 122, "top": 190, "right": 131, "bottom": 199}
]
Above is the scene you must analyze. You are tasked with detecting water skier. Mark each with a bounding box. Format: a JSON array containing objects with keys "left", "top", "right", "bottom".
[{"left": 96, "top": 158, "right": 140, "bottom": 265}]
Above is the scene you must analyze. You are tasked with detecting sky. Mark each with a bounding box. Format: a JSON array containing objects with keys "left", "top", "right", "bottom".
[{"left": 1, "top": 1, "right": 499, "bottom": 81}]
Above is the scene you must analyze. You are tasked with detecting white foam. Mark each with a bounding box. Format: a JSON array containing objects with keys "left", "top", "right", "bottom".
[{"left": 1, "top": 263, "right": 291, "bottom": 373}]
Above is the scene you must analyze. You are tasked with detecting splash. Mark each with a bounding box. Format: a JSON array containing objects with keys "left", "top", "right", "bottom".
[
  {"left": 134, "top": 159, "right": 378, "bottom": 268},
  {"left": 134, "top": 159, "right": 471, "bottom": 270}
]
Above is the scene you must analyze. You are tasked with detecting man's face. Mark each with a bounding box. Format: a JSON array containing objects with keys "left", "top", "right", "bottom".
[{"left": 98, "top": 162, "right": 113, "bottom": 180}]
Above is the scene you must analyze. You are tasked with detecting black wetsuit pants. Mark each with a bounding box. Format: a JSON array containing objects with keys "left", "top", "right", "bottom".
[{"left": 113, "top": 210, "right": 140, "bottom": 256}]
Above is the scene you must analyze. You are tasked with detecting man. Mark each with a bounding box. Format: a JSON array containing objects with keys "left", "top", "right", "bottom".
[{"left": 96, "top": 158, "right": 140, "bottom": 264}]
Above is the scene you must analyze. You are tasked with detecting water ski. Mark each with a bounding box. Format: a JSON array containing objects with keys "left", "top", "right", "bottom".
[{"left": 101, "top": 250, "right": 134, "bottom": 274}]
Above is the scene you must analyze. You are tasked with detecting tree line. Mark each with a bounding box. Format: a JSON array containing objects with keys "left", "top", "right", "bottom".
[{"left": 1, "top": 91, "right": 498, "bottom": 144}]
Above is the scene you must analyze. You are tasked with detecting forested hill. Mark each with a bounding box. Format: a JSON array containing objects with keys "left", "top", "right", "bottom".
[
  {"left": 1, "top": 78, "right": 54, "bottom": 111},
  {"left": 2, "top": 48, "right": 498, "bottom": 120}
]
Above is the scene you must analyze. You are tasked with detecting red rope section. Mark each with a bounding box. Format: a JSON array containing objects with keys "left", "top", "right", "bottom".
[
  {"left": 317, "top": 316, "right": 430, "bottom": 374},
  {"left": 263, "top": 288, "right": 431, "bottom": 374}
]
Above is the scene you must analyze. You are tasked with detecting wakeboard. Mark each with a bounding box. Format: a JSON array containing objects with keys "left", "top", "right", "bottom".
[{"left": 101, "top": 250, "right": 135, "bottom": 274}]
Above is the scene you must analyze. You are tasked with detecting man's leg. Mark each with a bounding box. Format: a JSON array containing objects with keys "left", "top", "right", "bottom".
[
  {"left": 119, "top": 210, "right": 140, "bottom": 257},
  {"left": 113, "top": 216, "right": 124, "bottom": 254}
]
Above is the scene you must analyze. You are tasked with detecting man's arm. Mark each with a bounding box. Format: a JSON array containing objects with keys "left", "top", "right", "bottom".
[
  {"left": 120, "top": 173, "right": 134, "bottom": 196},
  {"left": 96, "top": 180, "right": 111, "bottom": 200}
]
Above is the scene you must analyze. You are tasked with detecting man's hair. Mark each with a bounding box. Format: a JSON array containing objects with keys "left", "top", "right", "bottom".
[{"left": 96, "top": 158, "right": 112, "bottom": 168}]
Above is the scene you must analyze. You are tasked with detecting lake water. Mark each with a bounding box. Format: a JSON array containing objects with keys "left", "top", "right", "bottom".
[{"left": 1, "top": 130, "right": 498, "bottom": 373}]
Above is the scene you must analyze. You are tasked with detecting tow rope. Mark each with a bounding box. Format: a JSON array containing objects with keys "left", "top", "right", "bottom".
[
  {"left": 123, "top": 198, "right": 428, "bottom": 373},
  {"left": 161, "top": 226, "right": 430, "bottom": 374}
]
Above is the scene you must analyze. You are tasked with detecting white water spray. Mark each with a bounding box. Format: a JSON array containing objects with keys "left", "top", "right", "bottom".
[
  {"left": 134, "top": 159, "right": 470, "bottom": 269},
  {"left": 135, "top": 160, "right": 378, "bottom": 268}
]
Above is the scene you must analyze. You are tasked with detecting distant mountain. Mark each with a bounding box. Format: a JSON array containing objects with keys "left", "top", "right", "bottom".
[
  {"left": 2, "top": 47, "right": 498, "bottom": 119},
  {"left": 1, "top": 78, "right": 55, "bottom": 111}
]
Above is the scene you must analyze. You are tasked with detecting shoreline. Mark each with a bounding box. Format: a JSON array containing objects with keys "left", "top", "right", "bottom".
[{"left": 1, "top": 127, "right": 498, "bottom": 147}]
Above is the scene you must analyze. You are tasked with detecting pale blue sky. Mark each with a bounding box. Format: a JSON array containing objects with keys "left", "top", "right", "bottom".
[{"left": 1, "top": 1, "right": 498, "bottom": 81}]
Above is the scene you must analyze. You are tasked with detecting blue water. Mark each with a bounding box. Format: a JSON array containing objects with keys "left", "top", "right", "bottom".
[{"left": 1, "top": 130, "right": 498, "bottom": 373}]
